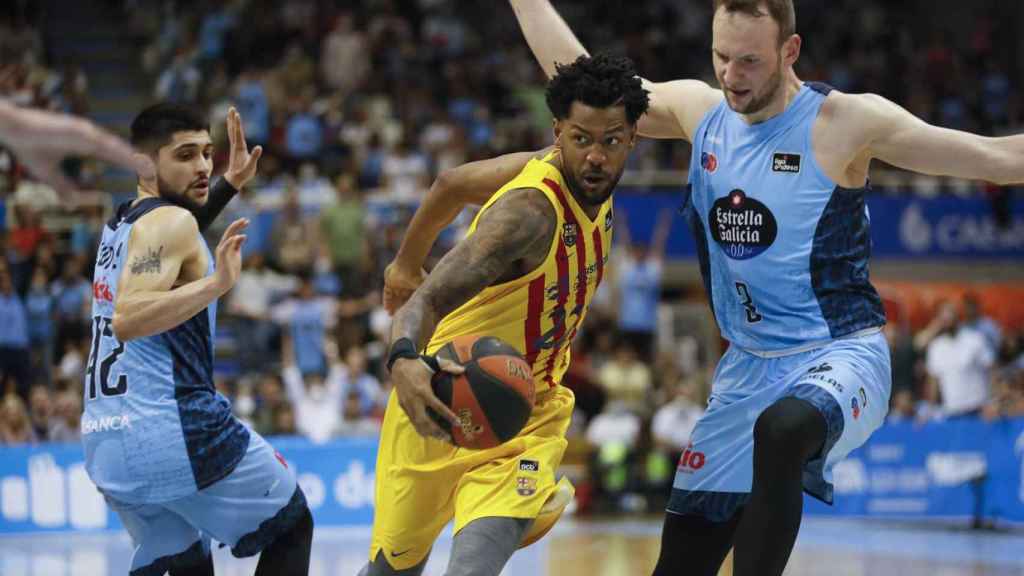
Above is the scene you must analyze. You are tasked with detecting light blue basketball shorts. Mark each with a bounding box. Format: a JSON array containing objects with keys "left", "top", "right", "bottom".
[
  {"left": 105, "top": 432, "right": 308, "bottom": 575},
  {"left": 667, "top": 330, "right": 891, "bottom": 522}
]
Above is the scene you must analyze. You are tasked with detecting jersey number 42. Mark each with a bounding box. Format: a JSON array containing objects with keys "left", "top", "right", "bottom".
[{"left": 85, "top": 315, "right": 129, "bottom": 400}]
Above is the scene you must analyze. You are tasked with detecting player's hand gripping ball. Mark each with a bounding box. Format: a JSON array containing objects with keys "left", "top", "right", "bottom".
[{"left": 425, "top": 335, "right": 535, "bottom": 449}]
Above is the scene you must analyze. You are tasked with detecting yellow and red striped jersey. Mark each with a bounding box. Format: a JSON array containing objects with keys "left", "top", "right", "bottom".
[{"left": 426, "top": 151, "right": 613, "bottom": 391}]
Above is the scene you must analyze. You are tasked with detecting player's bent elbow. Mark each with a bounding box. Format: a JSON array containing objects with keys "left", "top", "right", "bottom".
[
  {"left": 110, "top": 312, "right": 138, "bottom": 342},
  {"left": 431, "top": 167, "right": 459, "bottom": 198}
]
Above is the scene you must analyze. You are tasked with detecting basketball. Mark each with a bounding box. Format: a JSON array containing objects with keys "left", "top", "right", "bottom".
[{"left": 428, "top": 335, "right": 536, "bottom": 449}]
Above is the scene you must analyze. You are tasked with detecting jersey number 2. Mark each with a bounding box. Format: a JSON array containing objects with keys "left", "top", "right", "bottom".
[
  {"left": 735, "top": 282, "right": 763, "bottom": 324},
  {"left": 86, "top": 316, "right": 129, "bottom": 400}
]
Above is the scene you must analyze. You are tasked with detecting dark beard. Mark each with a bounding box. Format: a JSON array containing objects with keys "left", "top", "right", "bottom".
[{"left": 157, "top": 175, "right": 204, "bottom": 214}]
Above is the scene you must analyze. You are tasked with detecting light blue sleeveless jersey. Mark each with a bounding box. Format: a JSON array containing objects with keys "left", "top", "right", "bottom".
[
  {"left": 683, "top": 83, "right": 885, "bottom": 354},
  {"left": 82, "top": 198, "right": 249, "bottom": 503}
]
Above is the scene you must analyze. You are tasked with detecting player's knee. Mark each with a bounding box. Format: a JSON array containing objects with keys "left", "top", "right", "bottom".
[{"left": 753, "top": 397, "right": 825, "bottom": 460}]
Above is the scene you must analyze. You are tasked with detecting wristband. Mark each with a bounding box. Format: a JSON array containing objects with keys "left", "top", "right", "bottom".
[{"left": 387, "top": 337, "right": 420, "bottom": 372}]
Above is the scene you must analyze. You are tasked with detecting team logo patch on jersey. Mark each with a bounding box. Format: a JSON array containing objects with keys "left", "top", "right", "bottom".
[
  {"left": 562, "top": 223, "right": 578, "bottom": 247},
  {"left": 772, "top": 152, "right": 801, "bottom": 173},
  {"left": 701, "top": 151, "right": 718, "bottom": 173},
  {"left": 708, "top": 189, "right": 778, "bottom": 260},
  {"left": 517, "top": 476, "right": 538, "bottom": 496}
]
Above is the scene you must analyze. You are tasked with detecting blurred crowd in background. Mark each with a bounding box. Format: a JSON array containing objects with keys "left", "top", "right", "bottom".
[{"left": 0, "top": 0, "right": 1022, "bottom": 513}]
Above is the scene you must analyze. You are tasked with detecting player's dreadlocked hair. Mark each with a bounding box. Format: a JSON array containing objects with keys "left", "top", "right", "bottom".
[{"left": 545, "top": 53, "right": 650, "bottom": 126}]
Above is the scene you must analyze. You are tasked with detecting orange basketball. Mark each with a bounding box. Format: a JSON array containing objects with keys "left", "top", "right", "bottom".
[{"left": 429, "top": 335, "right": 535, "bottom": 449}]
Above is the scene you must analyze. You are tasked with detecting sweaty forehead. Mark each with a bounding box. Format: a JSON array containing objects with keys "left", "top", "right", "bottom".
[
  {"left": 565, "top": 102, "right": 629, "bottom": 131},
  {"left": 712, "top": 8, "right": 779, "bottom": 55}
]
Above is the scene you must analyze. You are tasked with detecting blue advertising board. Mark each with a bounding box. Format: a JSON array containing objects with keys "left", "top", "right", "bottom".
[
  {"left": 804, "top": 418, "right": 1024, "bottom": 523},
  {"left": 0, "top": 436, "right": 378, "bottom": 534},
  {"left": 2, "top": 419, "right": 1022, "bottom": 534}
]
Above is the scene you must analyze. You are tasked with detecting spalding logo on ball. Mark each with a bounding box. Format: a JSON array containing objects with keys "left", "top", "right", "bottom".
[{"left": 427, "top": 335, "right": 535, "bottom": 450}]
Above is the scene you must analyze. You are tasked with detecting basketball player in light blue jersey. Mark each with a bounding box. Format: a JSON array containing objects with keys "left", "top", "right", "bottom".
[
  {"left": 83, "top": 103, "right": 313, "bottom": 575},
  {"left": 511, "top": 1, "right": 1024, "bottom": 574}
]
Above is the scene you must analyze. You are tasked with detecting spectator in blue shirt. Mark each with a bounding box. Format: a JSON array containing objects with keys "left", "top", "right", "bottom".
[
  {"left": 285, "top": 104, "right": 323, "bottom": 163},
  {"left": 0, "top": 266, "right": 30, "bottom": 400},
  {"left": 359, "top": 132, "right": 386, "bottom": 189},
  {"left": 198, "top": 6, "right": 236, "bottom": 63},
  {"left": 272, "top": 274, "right": 337, "bottom": 378},
  {"left": 25, "top": 267, "right": 55, "bottom": 386},
  {"left": 235, "top": 68, "right": 270, "bottom": 145},
  {"left": 615, "top": 209, "right": 672, "bottom": 364},
  {"left": 50, "top": 256, "right": 91, "bottom": 358},
  {"left": 342, "top": 345, "right": 384, "bottom": 417}
]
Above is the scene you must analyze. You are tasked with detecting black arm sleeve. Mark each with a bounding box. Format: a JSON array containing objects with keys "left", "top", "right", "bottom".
[{"left": 194, "top": 177, "right": 238, "bottom": 232}]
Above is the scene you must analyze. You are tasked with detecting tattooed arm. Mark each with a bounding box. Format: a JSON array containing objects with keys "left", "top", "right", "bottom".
[
  {"left": 388, "top": 187, "right": 556, "bottom": 439},
  {"left": 112, "top": 206, "right": 249, "bottom": 341},
  {"left": 383, "top": 148, "right": 552, "bottom": 314}
]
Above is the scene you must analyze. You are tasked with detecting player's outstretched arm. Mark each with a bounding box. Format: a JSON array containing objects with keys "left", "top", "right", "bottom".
[
  {"left": 852, "top": 93, "right": 1024, "bottom": 185},
  {"left": 112, "top": 209, "right": 248, "bottom": 341},
  {"left": 508, "top": 0, "right": 720, "bottom": 141},
  {"left": 0, "top": 101, "right": 155, "bottom": 193},
  {"left": 383, "top": 147, "right": 550, "bottom": 314},
  {"left": 388, "top": 187, "right": 556, "bottom": 440}
]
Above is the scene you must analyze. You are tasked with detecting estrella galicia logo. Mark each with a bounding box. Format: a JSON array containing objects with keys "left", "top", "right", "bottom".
[{"left": 708, "top": 189, "right": 778, "bottom": 260}]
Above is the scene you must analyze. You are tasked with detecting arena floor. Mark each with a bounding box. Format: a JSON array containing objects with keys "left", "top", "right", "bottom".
[{"left": 1, "top": 516, "right": 1022, "bottom": 575}]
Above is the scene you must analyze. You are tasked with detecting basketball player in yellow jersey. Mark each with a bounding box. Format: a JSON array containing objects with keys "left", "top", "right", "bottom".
[{"left": 359, "top": 54, "right": 650, "bottom": 576}]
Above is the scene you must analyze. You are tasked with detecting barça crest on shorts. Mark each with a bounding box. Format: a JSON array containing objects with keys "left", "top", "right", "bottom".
[
  {"left": 516, "top": 476, "right": 538, "bottom": 496},
  {"left": 562, "top": 223, "right": 577, "bottom": 247}
]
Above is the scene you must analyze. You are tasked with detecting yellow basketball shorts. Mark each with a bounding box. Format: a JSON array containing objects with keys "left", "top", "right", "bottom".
[{"left": 369, "top": 384, "right": 575, "bottom": 570}]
